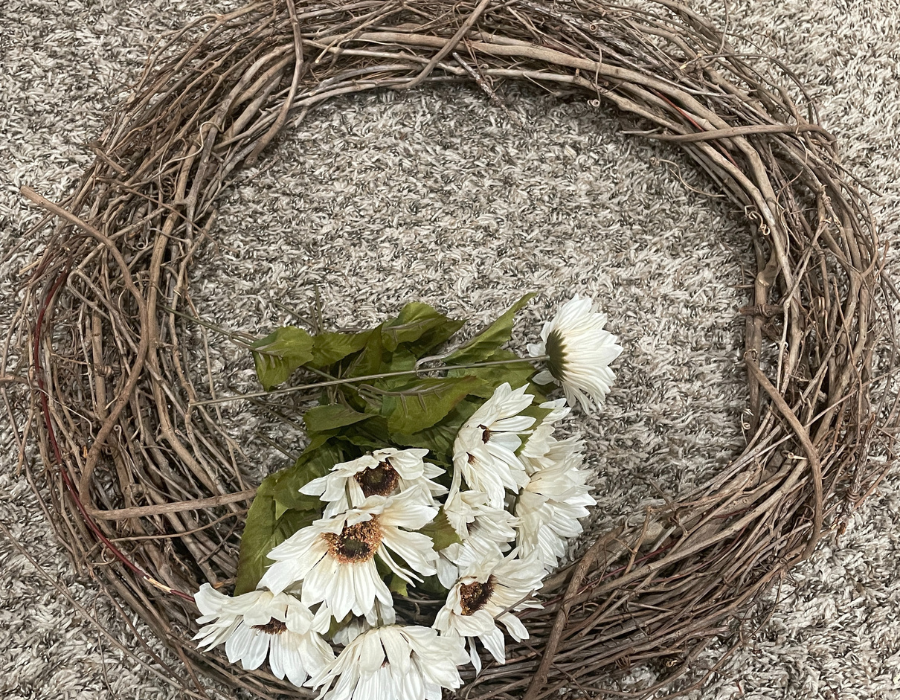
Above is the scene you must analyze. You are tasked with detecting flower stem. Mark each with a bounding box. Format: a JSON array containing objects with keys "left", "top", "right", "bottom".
[{"left": 189, "top": 355, "right": 550, "bottom": 407}]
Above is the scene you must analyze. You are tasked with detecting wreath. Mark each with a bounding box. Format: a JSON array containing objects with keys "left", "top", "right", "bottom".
[{"left": 5, "top": 1, "right": 896, "bottom": 698}]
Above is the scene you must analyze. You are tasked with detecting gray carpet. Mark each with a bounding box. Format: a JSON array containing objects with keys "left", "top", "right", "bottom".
[{"left": 1, "top": 1, "right": 899, "bottom": 698}]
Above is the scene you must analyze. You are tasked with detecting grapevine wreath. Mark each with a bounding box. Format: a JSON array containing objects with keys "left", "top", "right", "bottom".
[{"left": 4, "top": 1, "right": 899, "bottom": 698}]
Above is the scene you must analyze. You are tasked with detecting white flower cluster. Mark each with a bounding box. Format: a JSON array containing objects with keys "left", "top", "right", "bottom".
[{"left": 194, "top": 296, "right": 621, "bottom": 700}]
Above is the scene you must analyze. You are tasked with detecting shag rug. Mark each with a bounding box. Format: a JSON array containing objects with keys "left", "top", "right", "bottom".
[{"left": 1, "top": 1, "right": 898, "bottom": 698}]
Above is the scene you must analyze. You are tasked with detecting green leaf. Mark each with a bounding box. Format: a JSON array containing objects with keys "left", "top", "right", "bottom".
[
  {"left": 524, "top": 381, "right": 550, "bottom": 405},
  {"left": 381, "top": 302, "right": 446, "bottom": 352},
  {"left": 389, "top": 575, "right": 409, "bottom": 597},
  {"left": 358, "top": 348, "right": 419, "bottom": 413},
  {"left": 305, "top": 430, "right": 337, "bottom": 453},
  {"left": 383, "top": 376, "right": 480, "bottom": 435},
  {"left": 381, "top": 302, "right": 465, "bottom": 356},
  {"left": 371, "top": 347, "right": 418, "bottom": 392},
  {"left": 309, "top": 330, "right": 372, "bottom": 368},
  {"left": 346, "top": 325, "right": 386, "bottom": 379},
  {"left": 447, "top": 348, "right": 535, "bottom": 397},
  {"left": 251, "top": 326, "right": 314, "bottom": 390},
  {"left": 303, "top": 404, "right": 371, "bottom": 434},
  {"left": 417, "top": 574, "right": 450, "bottom": 596},
  {"left": 336, "top": 415, "right": 392, "bottom": 452},
  {"left": 235, "top": 498, "right": 316, "bottom": 594},
  {"left": 420, "top": 508, "right": 462, "bottom": 551},
  {"left": 391, "top": 399, "right": 480, "bottom": 464},
  {"left": 411, "top": 317, "right": 466, "bottom": 357},
  {"left": 445, "top": 292, "right": 535, "bottom": 365}
]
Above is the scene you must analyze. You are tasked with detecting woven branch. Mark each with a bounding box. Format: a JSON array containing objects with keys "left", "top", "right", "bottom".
[{"left": 3, "top": 1, "right": 897, "bottom": 698}]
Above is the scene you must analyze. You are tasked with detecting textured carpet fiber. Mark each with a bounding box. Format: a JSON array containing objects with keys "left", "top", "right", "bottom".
[{"left": 1, "top": 1, "right": 899, "bottom": 699}]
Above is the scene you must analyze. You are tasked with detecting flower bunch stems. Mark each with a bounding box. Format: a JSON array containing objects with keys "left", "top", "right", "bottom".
[{"left": 3, "top": 1, "right": 895, "bottom": 699}]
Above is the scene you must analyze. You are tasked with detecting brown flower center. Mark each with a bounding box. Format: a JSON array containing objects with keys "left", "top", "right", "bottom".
[
  {"left": 545, "top": 329, "right": 567, "bottom": 381},
  {"left": 459, "top": 576, "right": 495, "bottom": 615},
  {"left": 252, "top": 618, "right": 287, "bottom": 635},
  {"left": 354, "top": 461, "right": 400, "bottom": 497},
  {"left": 324, "top": 518, "right": 382, "bottom": 563}
]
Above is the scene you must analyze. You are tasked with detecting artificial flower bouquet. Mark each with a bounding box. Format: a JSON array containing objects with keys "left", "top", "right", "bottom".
[{"left": 193, "top": 294, "right": 622, "bottom": 700}]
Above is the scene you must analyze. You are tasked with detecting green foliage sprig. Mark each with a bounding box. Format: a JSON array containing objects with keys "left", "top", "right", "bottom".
[{"left": 236, "top": 295, "right": 542, "bottom": 593}]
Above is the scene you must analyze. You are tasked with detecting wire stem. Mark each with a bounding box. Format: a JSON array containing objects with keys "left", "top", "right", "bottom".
[{"left": 190, "top": 355, "right": 550, "bottom": 407}]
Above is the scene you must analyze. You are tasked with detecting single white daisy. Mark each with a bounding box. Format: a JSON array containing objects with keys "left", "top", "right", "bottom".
[
  {"left": 452, "top": 382, "right": 536, "bottom": 509},
  {"left": 193, "top": 584, "right": 333, "bottom": 686},
  {"left": 528, "top": 295, "right": 622, "bottom": 413},
  {"left": 515, "top": 446, "right": 596, "bottom": 571},
  {"left": 301, "top": 447, "right": 446, "bottom": 517},
  {"left": 308, "top": 624, "right": 468, "bottom": 700},
  {"left": 433, "top": 551, "right": 544, "bottom": 674},
  {"left": 258, "top": 489, "right": 439, "bottom": 620},
  {"left": 437, "top": 489, "right": 518, "bottom": 589}
]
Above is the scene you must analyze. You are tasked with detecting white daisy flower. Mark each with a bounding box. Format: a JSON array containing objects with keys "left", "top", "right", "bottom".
[
  {"left": 330, "top": 598, "right": 396, "bottom": 646},
  {"left": 515, "top": 446, "right": 596, "bottom": 571},
  {"left": 330, "top": 616, "right": 371, "bottom": 647},
  {"left": 519, "top": 398, "right": 571, "bottom": 474},
  {"left": 309, "top": 625, "right": 468, "bottom": 700},
  {"left": 433, "top": 551, "right": 544, "bottom": 674},
  {"left": 193, "top": 584, "right": 333, "bottom": 686},
  {"left": 301, "top": 447, "right": 446, "bottom": 517},
  {"left": 528, "top": 295, "right": 622, "bottom": 413},
  {"left": 258, "top": 489, "right": 439, "bottom": 620},
  {"left": 437, "top": 489, "right": 517, "bottom": 589},
  {"left": 452, "top": 382, "right": 536, "bottom": 508}
]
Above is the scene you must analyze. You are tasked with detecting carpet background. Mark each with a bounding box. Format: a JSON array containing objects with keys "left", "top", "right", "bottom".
[{"left": 1, "top": 1, "right": 898, "bottom": 698}]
